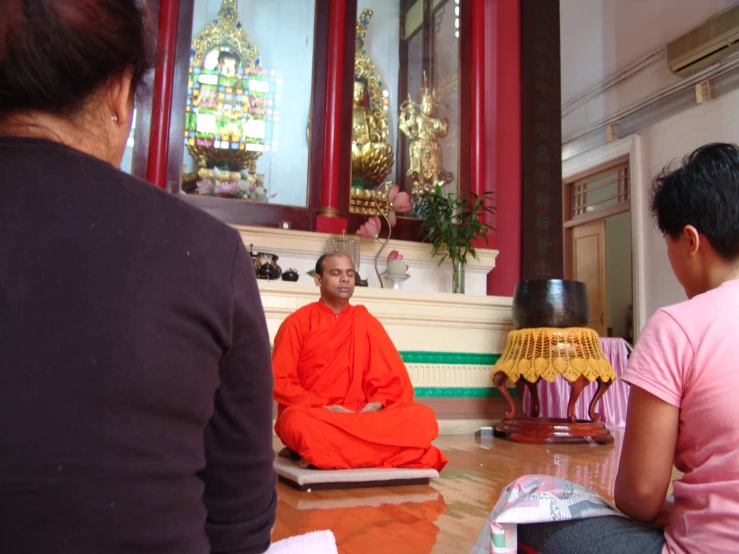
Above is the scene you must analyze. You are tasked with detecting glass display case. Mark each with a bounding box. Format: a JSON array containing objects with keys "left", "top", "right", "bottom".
[
  {"left": 144, "top": 0, "right": 488, "bottom": 239},
  {"left": 349, "top": 0, "right": 463, "bottom": 220},
  {"left": 181, "top": 0, "right": 317, "bottom": 209}
]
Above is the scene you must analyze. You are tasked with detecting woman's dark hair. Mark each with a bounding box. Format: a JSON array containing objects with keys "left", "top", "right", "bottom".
[
  {"left": 651, "top": 142, "right": 739, "bottom": 261},
  {"left": 0, "top": 0, "right": 155, "bottom": 121}
]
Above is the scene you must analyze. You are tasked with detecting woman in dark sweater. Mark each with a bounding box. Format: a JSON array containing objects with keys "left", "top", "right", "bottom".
[{"left": 0, "top": 1, "right": 276, "bottom": 552}]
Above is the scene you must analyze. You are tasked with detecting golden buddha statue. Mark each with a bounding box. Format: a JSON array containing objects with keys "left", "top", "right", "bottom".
[
  {"left": 352, "top": 79, "right": 380, "bottom": 146},
  {"left": 399, "top": 72, "right": 454, "bottom": 195},
  {"left": 351, "top": 78, "right": 393, "bottom": 187},
  {"left": 351, "top": 10, "right": 394, "bottom": 190}
]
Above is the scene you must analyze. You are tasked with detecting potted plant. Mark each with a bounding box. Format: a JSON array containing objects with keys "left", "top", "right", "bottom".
[{"left": 417, "top": 184, "right": 496, "bottom": 293}]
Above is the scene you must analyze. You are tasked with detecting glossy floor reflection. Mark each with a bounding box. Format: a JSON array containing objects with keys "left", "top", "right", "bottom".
[{"left": 272, "top": 430, "right": 678, "bottom": 554}]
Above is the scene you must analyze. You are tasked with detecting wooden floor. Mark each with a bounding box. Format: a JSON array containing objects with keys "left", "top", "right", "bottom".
[{"left": 272, "top": 429, "right": 678, "bottom": 553}]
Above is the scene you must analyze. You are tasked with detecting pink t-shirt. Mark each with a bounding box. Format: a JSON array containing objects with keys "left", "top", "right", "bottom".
[{"left": 622, "top": 278, "right": 739, "bottom": 554}]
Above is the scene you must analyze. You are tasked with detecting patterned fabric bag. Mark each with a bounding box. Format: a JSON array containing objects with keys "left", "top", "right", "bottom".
[{"left": 468, "top": 475, "right": 625, "bottom": 554}]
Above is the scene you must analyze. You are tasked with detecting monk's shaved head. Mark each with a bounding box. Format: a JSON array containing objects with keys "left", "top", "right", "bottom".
[
  {"left": 314, "top": 253, "right": 356, "bottom": 308},
  {"left": 315, "top": 252, "right": 354, "bottom": 276}
]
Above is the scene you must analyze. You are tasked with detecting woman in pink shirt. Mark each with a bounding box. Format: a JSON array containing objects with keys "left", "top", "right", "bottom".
[{"left": 519, "top": 142, "right": 739, "bottom": 553}]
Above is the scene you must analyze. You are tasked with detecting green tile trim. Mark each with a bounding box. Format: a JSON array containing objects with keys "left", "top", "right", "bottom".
[
  {"left": 414, "top": 387, "right": 518, "bottom": 398},
  {"left": 399, "top": 352, "right": 501, "bottom": 365},
  {"left": 269, "top": 347, "right": 501, "bottom": 367}
]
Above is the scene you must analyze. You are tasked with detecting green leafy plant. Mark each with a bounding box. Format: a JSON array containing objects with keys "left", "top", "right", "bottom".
[{"left": 417, "top": 184, "right": 496, "bottom": 267}]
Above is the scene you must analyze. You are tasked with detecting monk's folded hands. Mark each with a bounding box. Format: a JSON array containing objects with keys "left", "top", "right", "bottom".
[{"left": 324, "top": 405, "right": 355, "bottom": 413}]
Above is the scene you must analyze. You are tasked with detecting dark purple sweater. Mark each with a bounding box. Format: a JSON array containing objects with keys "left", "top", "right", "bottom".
[{"left": 0, "top": 137, "right": 276, "bottom": 553}]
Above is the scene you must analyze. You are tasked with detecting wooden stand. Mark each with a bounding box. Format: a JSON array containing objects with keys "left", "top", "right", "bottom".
[
  {"left": 493, "top": 417, "right": 614, "bottom": 445},
  {"left": 492, "top": 371, "right": 615, "bottom": 445}
]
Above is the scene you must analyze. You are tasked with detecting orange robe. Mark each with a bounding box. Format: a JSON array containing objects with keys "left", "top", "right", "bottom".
[{"left": 272, "top": 301, "right": 447, "bottom": 471}]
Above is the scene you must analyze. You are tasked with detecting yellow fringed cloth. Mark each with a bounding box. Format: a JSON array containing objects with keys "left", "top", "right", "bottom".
[{"left": 492, "top": 327, "right": 617, "bottom": 384}]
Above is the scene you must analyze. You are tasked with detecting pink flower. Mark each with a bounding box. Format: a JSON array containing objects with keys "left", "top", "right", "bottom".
[
  {"left": 387, "top": 184, "right": 412, "bottom": 213},
  {"left": 387, "top": 250, "right": 403, "bottom": 263},
  {"left": 196, "top": 178, "right": 215, "bottom": 195},
  {"left": 215, "top": 180, "right": 239, "bottom": 196},
  {"left": 356, "top": 215, "right": 382, "bottom": 240}
]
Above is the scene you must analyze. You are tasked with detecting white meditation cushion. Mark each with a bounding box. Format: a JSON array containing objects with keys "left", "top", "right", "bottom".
[{"left": 274, "top": 457, "right": 439, "bottom": 490}]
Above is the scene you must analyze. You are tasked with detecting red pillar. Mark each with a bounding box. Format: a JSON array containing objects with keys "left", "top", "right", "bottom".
[
  {"left": 316, "top": 0, "right": 349, "bottom": 234},
  {"left": 470, "top": 0, "right": 488, "bottom": 237},
  {"left": 146, "top": 0, "right": 180, "bottom": 190},
  {"left": 486, "top": 0, "right": 522, "bottom": 297}
]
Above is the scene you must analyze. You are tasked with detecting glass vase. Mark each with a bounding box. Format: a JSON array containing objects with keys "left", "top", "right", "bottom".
[{"left": 452, "top": 261, "right": 465, "bottom": 294}]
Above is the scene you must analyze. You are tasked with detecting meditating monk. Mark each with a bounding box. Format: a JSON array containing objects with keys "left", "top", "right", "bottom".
[{"left": 272, "top": 252, "right": 447, "bottom": 471}]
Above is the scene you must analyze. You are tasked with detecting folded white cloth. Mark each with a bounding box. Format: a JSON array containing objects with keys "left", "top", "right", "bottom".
[{"left": 267, "top": 530, "right": 338, "bottom": 554}]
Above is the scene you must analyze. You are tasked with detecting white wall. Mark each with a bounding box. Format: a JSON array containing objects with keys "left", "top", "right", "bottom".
[
  {"left": 560, "top": 0, "right": 738, "bottom": 139},
  {"left": 564, "top": 88, "right": 739, "bottom": 330},
  {"left": 561, "top": 0, "right": 739, "bottom": 331},
  {"left": 186, "top": 0, "right": 315, "bottom": 207},
  {"left": 637, "top": 87, "right": 739, "bottom": 317},
  {"left": 605, "top": 211, "right": 632, "bottom": 338}
]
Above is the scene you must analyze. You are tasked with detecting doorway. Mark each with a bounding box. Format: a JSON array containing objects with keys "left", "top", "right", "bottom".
[{"left": 564, "top": 157, "right": 633, "bottom": 343}]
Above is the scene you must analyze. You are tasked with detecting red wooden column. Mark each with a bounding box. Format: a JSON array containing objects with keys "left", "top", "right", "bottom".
[
  {"left": 469, "top": 0, "right": 487, "bottom": 231},
  {"left": 486, "top": 0, "right": 522, "bottom": 297},
  {"left": 146, "top": 0, "right": 180, "bottom": 190},
  {"left": 316, "top": 0, "right": 350, "bottom": 234}
]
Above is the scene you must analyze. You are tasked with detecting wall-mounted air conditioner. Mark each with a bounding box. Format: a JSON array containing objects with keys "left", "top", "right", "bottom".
[{"left": 667, "top": 4, "right": 739, "bottom": 77}]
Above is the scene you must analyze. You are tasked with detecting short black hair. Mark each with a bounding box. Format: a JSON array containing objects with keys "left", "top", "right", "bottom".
[
  {"left": 650, "top": 142, "right": 739, "bottom": 261},
  {"left": 315, "top": 253, "right": 352, "bottom": 276},
  {"left": 315, "top": 254, "right": 329, "bottom": 276}
]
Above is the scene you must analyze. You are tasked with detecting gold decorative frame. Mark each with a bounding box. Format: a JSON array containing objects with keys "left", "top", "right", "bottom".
[
  {"left": 191, "top": 0, "right": 259, "bottom": 70},
  {"left": 186, "top": 0, "right": 262, "bottom": 173}
]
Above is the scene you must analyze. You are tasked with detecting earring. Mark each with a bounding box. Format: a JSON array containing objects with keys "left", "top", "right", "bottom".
[{"left": 111, "top": 115, "right": 119, "bottom": 122}]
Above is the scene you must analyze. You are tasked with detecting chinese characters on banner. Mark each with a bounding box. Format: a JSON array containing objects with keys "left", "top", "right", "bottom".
[{"left": 521, "top": 0, "right": 563, "bottom": 280}]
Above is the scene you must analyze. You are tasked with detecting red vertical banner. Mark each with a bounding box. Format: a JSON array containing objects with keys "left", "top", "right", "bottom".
[
  {"left": 146, "top": 0, "right": 180, "bottom": 190},
  {"left": 520, "top": 0, "right": 562, "bottom": 281}
]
